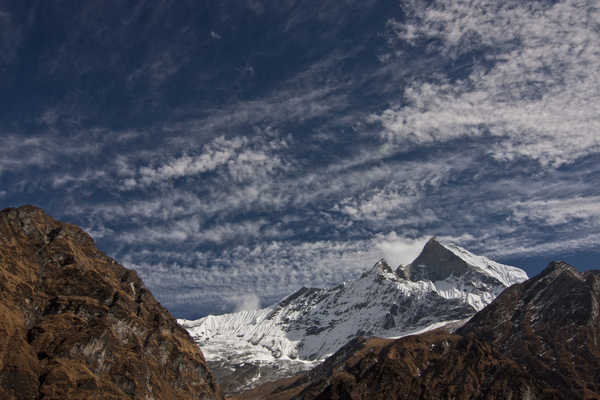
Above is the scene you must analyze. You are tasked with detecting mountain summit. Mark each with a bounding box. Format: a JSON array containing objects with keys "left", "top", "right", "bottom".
[
  {"left": 399, "top": 238, "right": 527, "bottom": 287},
  {"left": 180, "top": 238, "right": 527, "bottom": 394},
  {"left": 397, "top": 237, "right": 469, "bottom": 281},
  {"left": 0, "top": 206, "right": 223, "bottom": 400}
]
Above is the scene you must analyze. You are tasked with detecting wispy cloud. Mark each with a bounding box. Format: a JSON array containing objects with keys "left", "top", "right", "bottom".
[
  {"left": 0, "top": 129, "right": 146, "bottom": 177},
  {"left": 164, "top": 84, "right": 349, "bottom": 142},
  {"left": 5, "top": 1, "right": 600, "bottom": 318},
  {"left": 511, "top": 196, "right": 600, "bottom": 227},
  {"left": 129, "top": 133, "right": 290, "bottom": 187},
  {"left": 374, "top": 0, "right": 600, "bottom": 166},
  {"left": 122, "top": 237, "right": 383, "bottom": 315},
  {"left": 335, "top": 189, "right": 420, "bottom": 223},
  {"left": 135, "top": 136, "right": 247, "bottom": 186},
  {"left": 375, "top": 233, "right": 429, "bottom": 267},
  {"left": 118, "top": 217, "right": 282, "bottom": 246},
  {"left": 51, "top": 170, "right": 108, "bottom": 189}
]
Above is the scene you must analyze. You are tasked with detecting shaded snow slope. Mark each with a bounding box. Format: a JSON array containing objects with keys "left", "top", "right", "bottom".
[{"left": 179, "top": 238, "right": 527, "bottom": 393}]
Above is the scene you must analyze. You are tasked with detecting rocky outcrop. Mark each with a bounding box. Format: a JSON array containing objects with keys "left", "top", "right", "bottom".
[
  {"left": 0, "top": 205, "right": 223, "bottom": 400},
  {"left": 234, "top": 261, "right": 600, "bottom": 399}
]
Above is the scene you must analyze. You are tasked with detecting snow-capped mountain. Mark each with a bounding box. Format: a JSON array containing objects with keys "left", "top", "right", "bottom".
[{"left": 179, "top": 238, "right": 527, "bottom": 394}]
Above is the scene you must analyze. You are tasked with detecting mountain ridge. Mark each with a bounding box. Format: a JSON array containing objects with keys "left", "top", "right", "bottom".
[{"left": 181, "top": 238, "right": 528, "bottom": 394}]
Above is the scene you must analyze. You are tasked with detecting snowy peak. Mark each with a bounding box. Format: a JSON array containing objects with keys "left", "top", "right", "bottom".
[
  {"left": 398, "top": 238, "right": 528, "bottom": 287},
  {"left": 441, "top": 241, "right": 528, "bottom": 287}
]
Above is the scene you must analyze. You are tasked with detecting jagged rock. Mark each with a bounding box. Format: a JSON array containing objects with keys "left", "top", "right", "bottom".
[{"left": 0, "top": 205, "right": 223, "bottom": 400}]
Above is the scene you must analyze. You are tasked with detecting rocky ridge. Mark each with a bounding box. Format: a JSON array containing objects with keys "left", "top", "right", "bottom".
[
  {"left": 181, "top": 238, "right": 527, "bottom": 394},
  {"left": 0, "top": 205, "right": 223, "bottom": 400}
]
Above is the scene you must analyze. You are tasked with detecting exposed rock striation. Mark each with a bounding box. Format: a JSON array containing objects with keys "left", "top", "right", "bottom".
[
  {"left": 237, "top": 261, "right": 600, "bottom": 399},
  {"left": 0, "top": 205, "right": 223, "bottom": 400}
]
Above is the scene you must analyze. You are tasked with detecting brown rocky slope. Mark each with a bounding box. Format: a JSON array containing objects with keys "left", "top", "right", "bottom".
[
  {"left": 235, "top": 261, "right": 600, "bottom": 400},
  {"left": 0, "top": 205, "right": 223, "bottom": 400}
]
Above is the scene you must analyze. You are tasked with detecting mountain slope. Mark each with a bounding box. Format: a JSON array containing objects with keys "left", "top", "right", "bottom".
[
  {"left": 180, "top": 238, "right": 527, "bottom": 394},
  {"left": 0, "top": 206, "right": 223, "bottom": 400},
  {"left": 242, "top": 261, "right": 600, "bottom": 400}
]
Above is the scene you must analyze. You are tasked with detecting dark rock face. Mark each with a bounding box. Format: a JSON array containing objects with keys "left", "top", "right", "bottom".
[
  {"left": 398, "top": 237, "right": 470, "bottom": 282},
  {"left": 0, "top": 206, "right": 223, "bottom": 400},
  {"left": 236, "top": 261, "right": 600, "bottom": 399},
  {"left": 456, "top": 261, "right": 600, "bottom": 398}
]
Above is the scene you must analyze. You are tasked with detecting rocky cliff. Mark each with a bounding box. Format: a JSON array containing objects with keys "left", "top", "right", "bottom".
[{"left": 0, "top": 205, "right": 223, "bottom": 400}]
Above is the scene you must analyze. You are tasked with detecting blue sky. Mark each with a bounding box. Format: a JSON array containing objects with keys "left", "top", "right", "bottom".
[{"left": 1, "top": 0, "right": 599, "bottom": 318}]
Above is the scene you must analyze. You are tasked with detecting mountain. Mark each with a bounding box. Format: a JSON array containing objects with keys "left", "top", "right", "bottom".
[
  {"left": 0, "top": 206, "right": 223, "bottom": 400},
  {"left": 237, "top": 261, "right": 600, "bottom": 399},
  {"left": 179, "top": 238, "right": 527, "bottom": 394}
]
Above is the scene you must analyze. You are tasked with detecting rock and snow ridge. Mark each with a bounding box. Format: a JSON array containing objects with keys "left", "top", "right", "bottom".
[{"left": 178, "top": 238, "right": 528, "bottom": 393}]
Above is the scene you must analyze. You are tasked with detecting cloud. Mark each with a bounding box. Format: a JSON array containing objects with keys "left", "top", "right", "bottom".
[
  {"left": 81, "top": 224, "right": 114, "bottom": 241},
  {"left": 116, "top": 215, "right": 295, "bottom": 246},
  {"left": 122, "top": 237, "right": 382, "bottom": 314},
  {"left": 163, "top": 82, "right": 350, "bottom": 145},
  {"left": 232, "top": 293, "right": 261, "bottom": 312},
  {"left": 51, "top": 170, "right": 107, "bottom": 189},
  {"left": 0, "top": 128, "right": 148, "bottom": 180},
  {"left": 117, "top": 228, "right": 444, "bottom": 314},
  {"left": 336, "top": 189, "right": 419, "bottom": 222},
  {"left": 511, "top": 196, "right": 600, "bottom": 227},
  {"left": 136, "top": 135, "right": 246, "bottom": 185},
  {"left": 0, "top": 135, "right": 56, "bottom": 174},
  {"left": 69, "top": 135, "right": 462, "bottom": 228},
  {"left": 57, "top": 121, "right": 600, "bottom": 317},
  {"left": 374, "top": 233, "right": 429, "bottom": 267},
  {"left": 462, "top": 231, "right": 600, "bottom": 261},
  {"left": 127, "top": 133, "right": 290, "bottom": 188},
  {"left": 5, "top": 0, "right": 600, "bottom": 319},
  {"left": 374, "top": 0, "right": 600, "bottom": 166}
]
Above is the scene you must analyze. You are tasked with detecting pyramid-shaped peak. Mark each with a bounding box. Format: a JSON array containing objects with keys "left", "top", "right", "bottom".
[
  {"left": 397, "top": 238, "right": 469, "bottom": 282},
  {"left": 538, "top": 261, "right": 581, "bottom": 280},
  {"left": 423, "top": 237, "right": 446, "bottom": 251},
  {"left": 396, "top": 238, "right": 527, "bottom": 287}
]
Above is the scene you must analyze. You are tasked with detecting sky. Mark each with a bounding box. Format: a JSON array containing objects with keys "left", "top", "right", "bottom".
[{"left": 1, "top": 0, "right": 599, "bottom": 318}]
